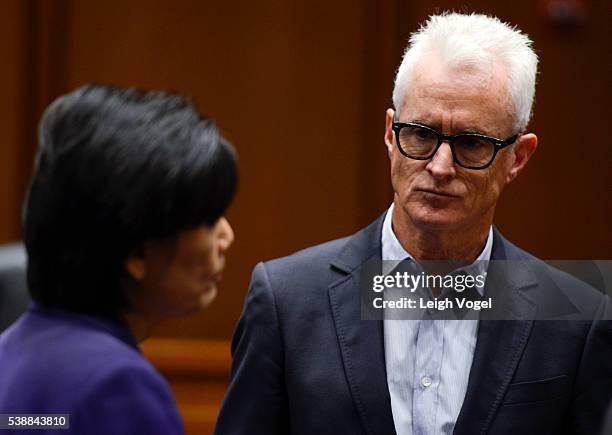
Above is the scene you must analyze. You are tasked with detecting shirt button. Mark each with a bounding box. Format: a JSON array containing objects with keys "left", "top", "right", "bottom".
[{"left": 421, "top": 376, "right": 432, "bottom": 388}]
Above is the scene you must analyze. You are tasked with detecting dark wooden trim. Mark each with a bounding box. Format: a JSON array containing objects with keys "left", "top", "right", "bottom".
[
  {"left": 141, "top": 338, "right": 231, "bottom": 379},
  {"left": 18, "top": 0, "right": 72, "bottom": 210},
  {"left": 16, "top": 0, "right": 39, "bottom": 240},
  {"left": 358, "top": 0, "right": 405, "bottom": 224}
]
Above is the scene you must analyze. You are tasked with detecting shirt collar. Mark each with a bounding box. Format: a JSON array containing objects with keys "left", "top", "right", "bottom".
[{"left": 381, "top": 203, "right": 493, "bottom": 295}]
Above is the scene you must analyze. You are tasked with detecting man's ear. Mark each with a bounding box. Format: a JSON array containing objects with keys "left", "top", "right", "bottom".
[
  {"left": 384, "top": 108, "right": 395, "bottom": 158},
  {"left": 506, "top": 133, "right": 537, "bottom": 184},
  {"left": 125, "top": 247, "right": 146, "bottom": 281}
]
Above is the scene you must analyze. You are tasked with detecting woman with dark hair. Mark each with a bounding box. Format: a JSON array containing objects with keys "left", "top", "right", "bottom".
[{"left": 0, "top": 85, "right": 238, "bottom": 434}]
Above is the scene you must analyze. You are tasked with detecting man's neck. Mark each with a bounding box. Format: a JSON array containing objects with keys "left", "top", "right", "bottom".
[{"left": 391, "top": 204, "right": 492, "bottom": 264}]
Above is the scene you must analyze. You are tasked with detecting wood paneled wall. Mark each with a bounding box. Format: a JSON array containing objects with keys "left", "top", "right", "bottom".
[
  {"left": 0, "top": 1, "right": 27, "bottom": 244},
  {"left": 1, "top": 1, "right": 610, "bottom": 433},
  {"left": 141, "top": 339, "right": 230, "bottom": 434},
  {"left": 61, "top": 0, "right": 375, "bottom": 339}
]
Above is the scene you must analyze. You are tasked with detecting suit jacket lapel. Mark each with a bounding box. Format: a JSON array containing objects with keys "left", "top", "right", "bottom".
[
  {"left": 453, "top": 229, "right": 537, "bottom": 435},
  {"left": 328, "top": 214, "right": 397, "bottom": 435}
]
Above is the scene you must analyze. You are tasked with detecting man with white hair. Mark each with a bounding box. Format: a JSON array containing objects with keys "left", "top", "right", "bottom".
[{"left": 215, "top": 13, "right": 611, "bottom": 435}]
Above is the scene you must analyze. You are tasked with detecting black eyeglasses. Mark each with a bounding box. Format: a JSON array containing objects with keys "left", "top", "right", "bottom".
[{"left": 392, "top": 119, "right": 518, "bottom": 170}]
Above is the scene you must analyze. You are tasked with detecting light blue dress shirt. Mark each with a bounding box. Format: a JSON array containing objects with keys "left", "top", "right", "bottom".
[{"left": 382, "top": 204, "right": 492, "bottom": 435}]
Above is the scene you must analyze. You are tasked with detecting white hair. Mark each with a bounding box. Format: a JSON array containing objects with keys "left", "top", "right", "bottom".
[{"left": 393, "top": 12, "right": 538, "bottom": 132}]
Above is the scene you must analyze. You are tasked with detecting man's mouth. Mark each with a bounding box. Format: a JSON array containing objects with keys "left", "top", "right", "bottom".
[{"left": 416, "top": 188, "right": 458, "bottom": 198}]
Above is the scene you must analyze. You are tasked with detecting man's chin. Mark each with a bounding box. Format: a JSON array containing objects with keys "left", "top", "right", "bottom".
[{"left": 408, "top": 209, "right": 465, "bottom": 232}]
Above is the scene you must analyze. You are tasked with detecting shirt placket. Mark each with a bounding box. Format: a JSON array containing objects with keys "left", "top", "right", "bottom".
[{"left": 412, "top": 314, "right": 444, "bottom": 435}]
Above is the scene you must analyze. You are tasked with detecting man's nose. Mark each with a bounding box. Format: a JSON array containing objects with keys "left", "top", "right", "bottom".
[
  {"left": 217, "top": 217, "right": 235, "bottom": 252},
  {"left": 426, "top": 142, "right": 456, "bottom": 178}
]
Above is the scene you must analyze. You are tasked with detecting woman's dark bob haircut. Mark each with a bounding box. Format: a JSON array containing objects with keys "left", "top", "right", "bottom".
[{"left": 23, "top": 84, "right": 238, "bottom": 319}]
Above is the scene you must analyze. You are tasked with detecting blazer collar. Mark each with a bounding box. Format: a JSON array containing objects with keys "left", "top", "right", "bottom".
[{"left": 330, "top": 212, "right": 386, "bottom": 276}]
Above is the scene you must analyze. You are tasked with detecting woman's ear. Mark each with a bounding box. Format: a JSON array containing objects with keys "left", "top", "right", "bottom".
[{"left": 125, "top": 247, "right": 146, "bottom": 281}]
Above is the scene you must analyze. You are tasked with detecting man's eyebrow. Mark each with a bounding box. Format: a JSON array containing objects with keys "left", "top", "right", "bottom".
[
  {"left": 410, "top": 120, "right": 494, "bottom": 136},
  {"left": 460, "top": 127, "right": 491, "bottom": 135},
  {"left": 409, "top": 119, "right": 439, "bottom": 129},
  {"left": 451, "top": 123, "right": 498, "bottom": 135}
]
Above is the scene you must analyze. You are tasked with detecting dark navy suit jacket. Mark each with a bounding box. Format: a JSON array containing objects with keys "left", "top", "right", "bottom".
[
  {"left": 0, "top": 303, "right": 183, "bottom": 435},
  {"left": 215, "top": 214, "right": 612, "bottom": 435}
]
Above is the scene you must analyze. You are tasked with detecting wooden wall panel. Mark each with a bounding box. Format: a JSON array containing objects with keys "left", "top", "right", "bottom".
[
  {"left": 358, "top": 0, "right": 405, "bottom": 224},
  {"left": 141, "top": 338, "right": 229, "bottom": 435},
  {"left": 58, "top": 0, "right": 371, "bottom": 339},
  {"left": 0, "top": 1, "right": 27, "bottom": 244},
  {"left": 0, "top": 0, "right": 73, "bottom": 244}
]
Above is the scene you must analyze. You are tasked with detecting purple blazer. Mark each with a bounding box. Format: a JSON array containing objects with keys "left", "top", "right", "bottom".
[{"left": 0, "top": 303, "right": 183, "bottom": 434}]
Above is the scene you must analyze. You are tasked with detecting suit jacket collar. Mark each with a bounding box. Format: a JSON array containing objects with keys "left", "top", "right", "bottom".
[{"left": 330, "top": 213, "right": 385, "bottom": 275}]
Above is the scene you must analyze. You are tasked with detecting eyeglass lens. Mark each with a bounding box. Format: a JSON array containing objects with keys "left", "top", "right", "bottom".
[{"left": 397, "top": 125, "right": 495, "bottom": 167}]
